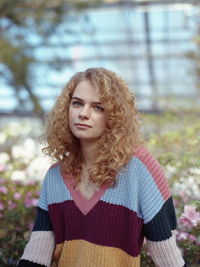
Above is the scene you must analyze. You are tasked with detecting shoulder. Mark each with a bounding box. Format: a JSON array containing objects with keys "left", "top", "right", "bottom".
[
  {"left": 47, "top": 162, "right": 60, "bottom": 174},
  {"left": 132, "top": 145, "right": 162, "bottom": 174},
  {"left": 48, "top": 162, "right": 60, "bottom": 170},
  {"left": 132, "top": 146, "right": 171, "bottom": 201},
  {"left": 133, "top": 146, "right": 159, "bottom": 166},
  {"left": 132, "top": 146, "right": 164, "bottom": 175},
  {"left": 39, "top": 161, "right": 70, "bottom": 208},
  {"left": 42, "top": 162, "right": 61, "bottom": 185}
]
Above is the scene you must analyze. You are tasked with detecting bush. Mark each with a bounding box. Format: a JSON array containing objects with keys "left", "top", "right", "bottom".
[
  {"left": 0, "top": 113, "right": 200, "bottom": 266},
  {"left": 0, "top": 178, "right": 40, "bottom": 266},
  {"left": 0, "top": 120, "right": 50, "bottom": 266}
]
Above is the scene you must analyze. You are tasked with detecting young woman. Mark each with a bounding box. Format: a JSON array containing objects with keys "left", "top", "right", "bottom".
[{"left": 18, "top": 68, "right": 186, "bottom": 267}]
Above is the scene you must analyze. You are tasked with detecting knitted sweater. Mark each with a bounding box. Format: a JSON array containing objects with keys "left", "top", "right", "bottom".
[{"left": 18, "top": 146, "right": 185, "bottom": 267}]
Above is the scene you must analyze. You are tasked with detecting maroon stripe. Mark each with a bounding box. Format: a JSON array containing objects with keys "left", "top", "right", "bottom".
[{"left": 48, "top": 200, "right": 144, "bottom": 257}]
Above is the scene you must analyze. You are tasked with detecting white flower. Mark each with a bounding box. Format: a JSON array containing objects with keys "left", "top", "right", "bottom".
[
  {"left": 173, "top": 176, "right": 200, "bottom": 200},
  {"left": 12, "top": 145, "right": 23, "bottom": 158},
  {"left": 189, "top": 167, "right": 200, "bottom": 175},
  {"left": 0, "top": 152, "right": 10, "bottom": 164},
  {"left": 6, "top": 121, "right": 32, "bottom": 137},
  {"left": 0, "top": 132, "right": 6, "bottom": 144},
  {"left": 11, "top": 170, "right": 26, "bottom": 181},
  {"left": 165, "top": 164, "right": 177, "bottom": 178},
  {"left": 26, "top": 152, "right": 51, "bottom": 181},
  {"left": 24, "top": 138, "right": 37, "bottom": 155},
  {"left": 11, "top": 138, "right": 38, "bottom": 163},
  {"left": 166, "top": 165, "right": 176, "bottom": 174}
]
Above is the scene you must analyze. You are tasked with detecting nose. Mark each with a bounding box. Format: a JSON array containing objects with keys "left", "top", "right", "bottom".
[{"left": 79, "top": 105, "right": 90, "bottom": 120}]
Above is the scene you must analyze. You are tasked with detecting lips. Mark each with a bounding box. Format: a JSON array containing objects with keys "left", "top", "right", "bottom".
[{"left": 75, "top": 123, "right": 92, "bottom": 128}]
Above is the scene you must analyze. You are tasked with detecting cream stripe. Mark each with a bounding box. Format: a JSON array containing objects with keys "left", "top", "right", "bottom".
[
  {"left": 146, "top": 230, "right": 185, "bottom": 267},
  {"left": 20, "top": 231, "right": 55, "bottom": 267}
]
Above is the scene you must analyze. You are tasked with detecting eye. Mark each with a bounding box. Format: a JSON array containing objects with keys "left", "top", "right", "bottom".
[
  {"left": 71, "top": 101, "right": 82, "bottom": 106},
  {"left": 94, "top": 105, "right": 104, "bottom": 112}
]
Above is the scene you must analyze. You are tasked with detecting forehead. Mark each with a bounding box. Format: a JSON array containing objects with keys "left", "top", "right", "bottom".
[{"left": 72, "top": 80, "right": 100, "bottom": 101}]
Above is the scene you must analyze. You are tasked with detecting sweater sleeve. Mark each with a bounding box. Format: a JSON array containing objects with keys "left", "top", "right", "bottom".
[
  {"left": 134, "top": 146, "right": 185, "bottom": 267},
  {"left": 18, "top": 169, "right": 55, "bottom": 267}
]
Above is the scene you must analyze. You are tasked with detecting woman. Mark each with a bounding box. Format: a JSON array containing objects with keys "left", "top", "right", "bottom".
[{"left": 18, "top": 68, "right": 186, "bottom": 266}]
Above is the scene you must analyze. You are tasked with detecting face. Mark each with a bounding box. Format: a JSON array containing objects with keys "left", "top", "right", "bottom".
[{"left": 68, "top": 80, "right": 106, "bottom": 145}]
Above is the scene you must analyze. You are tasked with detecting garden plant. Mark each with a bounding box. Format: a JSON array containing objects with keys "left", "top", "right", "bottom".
[{"left": 0, "top": 112, "right": 199, "bottom": 266}]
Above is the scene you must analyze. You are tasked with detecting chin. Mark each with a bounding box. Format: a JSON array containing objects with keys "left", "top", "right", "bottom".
[{"left": 79, "top": 136, "right": 101, "bottom": 144}]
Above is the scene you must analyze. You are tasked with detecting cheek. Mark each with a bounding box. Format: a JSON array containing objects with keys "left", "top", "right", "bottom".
[
  {"left": 96, "top": 115, "right": 106, "bottom": 130},
  {"left": 68, "top": 108, "right": 76, "bottom": 122},
  {"left": 68, "top": 110, "right": 76, "bottom": 130}
]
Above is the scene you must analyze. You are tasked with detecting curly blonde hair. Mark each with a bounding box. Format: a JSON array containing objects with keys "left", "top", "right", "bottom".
[{"left": 42, "top": 68, "right": 143, "bottom": 186}]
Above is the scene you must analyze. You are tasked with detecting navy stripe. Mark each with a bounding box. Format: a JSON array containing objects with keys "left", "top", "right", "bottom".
[
  {"left": 17, "top": 259, "right": 46, "bottom": 267},
  {"left": 33, "top": 207, "right": 53, "bottom": 231},
  {"left": 144, "top": 197, "right": 177, "bottom": 241}
]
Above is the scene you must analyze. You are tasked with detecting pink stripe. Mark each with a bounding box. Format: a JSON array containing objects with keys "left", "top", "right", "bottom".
[
  {"left": 49, "top": 162, "right": 60, "bottom": 169},
  {"left": 62, "top": 172, "right": 108, "bottom": 215},
  {"left": 133, "top": 146, "right": 171, "bottom": 200}
]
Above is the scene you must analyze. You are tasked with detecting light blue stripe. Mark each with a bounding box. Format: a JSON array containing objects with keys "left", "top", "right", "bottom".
[
  {"left": 38, "top": 157, "right": 166, "bottom": 223},
  {"left": 101, "top": 157, "right": 165, "bottom": 223},
  {"left": 38, "top": 166, "right": 72, "bottom": 210},
  {"left": 38, "top": 175, "right": 48, "bottom": 211},
  {"left": 136, "top": 158, "right": 166, "bottom": 223}
]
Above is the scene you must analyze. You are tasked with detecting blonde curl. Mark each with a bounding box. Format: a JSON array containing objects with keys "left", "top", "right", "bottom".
[{"left": 41, "top": 68, "right": 143, "bottom": 186}]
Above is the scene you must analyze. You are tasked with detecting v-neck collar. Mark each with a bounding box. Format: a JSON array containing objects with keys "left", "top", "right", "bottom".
[{"left": 61, "top": 172, "right": 108, "bottom": 215}]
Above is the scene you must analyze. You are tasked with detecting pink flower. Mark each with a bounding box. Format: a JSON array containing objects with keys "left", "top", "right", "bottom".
[
  {"left": 31, "top": 198, "right": 38, "bottom": 207},
  {"left": 0, "top": 164, "right": 6, "bottom": 172},
  {"left": 26, "top": 192, "right": 32, "bottom": 198},
  {"left": 188, "top": 234, "right": 198, "bottom": 243},
  {"left": 180, "top": 205, "right": 200, "bottom": 228},
  {"left": 8, "top": 200, "right": 17, "bottom": 210},
  {"left": 0, "top": 178, "right": 5, "bottom": 184},
  {"left": 179, "top": 191, "right": 189, "bottom": 203},
  {"left": 176, "top": 231, "right": 188, "bottom": 241},
  {"left": 13, "top": 192, "right": 21, "bottom": 200},
  {"left": 0, "top": 202, "right": 4, "bottom": 210},
  {"left": 0, "top": 186, "right": 8, "bottom": 194},
  {"left": 24, "top": 197, "right": 38, "bottom": 208},
  {"left": 176, "top": 231, "right": 199, "bottom": 244},
  {"left": 27, "top": 180, "right": 36, "bottom": 186},
  {"left": 14, "top": 180, "right": 23, "bottom": 185}
]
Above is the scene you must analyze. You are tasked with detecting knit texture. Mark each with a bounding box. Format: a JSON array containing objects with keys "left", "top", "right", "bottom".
[{"left": 18, "top": 146, "right": 185, "bottom": 267}]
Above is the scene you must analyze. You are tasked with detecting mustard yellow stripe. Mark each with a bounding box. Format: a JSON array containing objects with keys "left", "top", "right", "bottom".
[{"left": 53, "top": 239, "right": 140, "bottom": 267}]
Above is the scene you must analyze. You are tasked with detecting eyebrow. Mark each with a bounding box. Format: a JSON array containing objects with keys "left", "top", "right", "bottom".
[{"left": 71, "top": 96, "right": 102, "bottom": 105}]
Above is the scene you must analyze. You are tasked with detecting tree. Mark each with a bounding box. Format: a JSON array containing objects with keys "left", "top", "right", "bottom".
[{"left": 0, "top": 0, "right": 102, "bottom": 115}]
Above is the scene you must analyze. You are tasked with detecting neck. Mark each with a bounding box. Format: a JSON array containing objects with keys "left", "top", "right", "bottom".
[{"left": 80, "top": 141, "right": 96, "bottom": 168}]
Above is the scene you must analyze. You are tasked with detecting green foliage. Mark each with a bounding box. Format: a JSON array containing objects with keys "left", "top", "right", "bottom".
[
  {"left": 0, "top": 0, "right": 105, "bottom": 115},
  {"left": 0, "top": 178, "right": 40, "bottom": 266},
  {"left": 0, "top": 0, "right": 71, "bottom": 114},
  {"left": 0, "top": 120, "right": 50, "bottom": 266},
  {"left": 0, "top": 112, "right": 200, "bottom": 266}
]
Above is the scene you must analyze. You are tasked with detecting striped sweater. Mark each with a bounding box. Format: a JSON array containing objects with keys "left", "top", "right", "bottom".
[{"left": 18, "top": 146, "right": 185, "bottom": 267}]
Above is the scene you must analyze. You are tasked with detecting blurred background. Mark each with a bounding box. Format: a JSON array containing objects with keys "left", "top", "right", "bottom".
[
  {"left": 1, "top": 0, "right": 200, "bottom": 117},
  {"left": 0, "top": 0, "right": 200, "bottom": 266}
]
